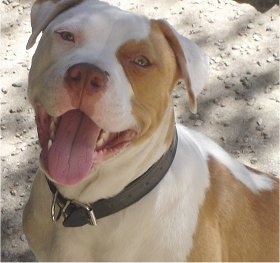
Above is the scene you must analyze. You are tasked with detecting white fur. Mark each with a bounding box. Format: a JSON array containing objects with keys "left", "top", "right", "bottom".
[{"left": 179, "top": 125, "right": 276, "bottom": 193}]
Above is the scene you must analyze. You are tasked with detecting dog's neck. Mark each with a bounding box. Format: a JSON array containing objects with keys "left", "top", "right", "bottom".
[{"left": 52, "top": 102, "right": 175, "bottom": 203}]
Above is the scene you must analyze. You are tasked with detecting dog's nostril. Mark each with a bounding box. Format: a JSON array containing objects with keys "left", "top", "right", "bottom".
[
  {"left": 90, "top": 79, "right": 101, "bottom": 89},
  {"left": 67, "top": 67, "right": 82, "bottom": 82},
  {"left": 70, "top": 72, "right": 82, "bottom": 82}
]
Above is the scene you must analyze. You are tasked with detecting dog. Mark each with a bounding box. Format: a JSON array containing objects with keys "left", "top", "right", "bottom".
[{"left": 23, "top": 0, "right": 279, "bottom": 261}]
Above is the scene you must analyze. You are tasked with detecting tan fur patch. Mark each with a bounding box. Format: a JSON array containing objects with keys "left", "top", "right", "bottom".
[
  {"left": 187, "top": 156, "right": 279, "bottom": 262},
  {"left": 117, "top": 21, "right": 179, "bottom": 144}
]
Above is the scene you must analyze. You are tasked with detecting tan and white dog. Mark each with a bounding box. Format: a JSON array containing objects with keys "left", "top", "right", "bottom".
[{"left": 23, "top": 0, "right": 279, "bottom": 261}]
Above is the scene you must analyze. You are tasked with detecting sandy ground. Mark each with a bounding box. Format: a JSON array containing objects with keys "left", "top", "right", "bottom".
[{"left": 1, "top": 0, "right": 279, "bottom": 261}]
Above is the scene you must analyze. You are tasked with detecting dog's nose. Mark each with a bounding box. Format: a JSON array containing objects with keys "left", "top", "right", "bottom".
[{"left": 65, "top": 63, "right": 109, "bottom": 92}]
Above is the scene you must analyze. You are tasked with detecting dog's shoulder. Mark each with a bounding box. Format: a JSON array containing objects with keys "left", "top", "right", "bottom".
[
  {"left": 176, "top": 124, "right": 279, "bottom": 261},
  {"left": 176, "top": 123, "right": 277, "bottom": 194}
]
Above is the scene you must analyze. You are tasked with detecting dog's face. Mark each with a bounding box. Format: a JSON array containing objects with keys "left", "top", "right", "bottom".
[{"left": 27, "top": 0, "right": 208, "bottom": 185}]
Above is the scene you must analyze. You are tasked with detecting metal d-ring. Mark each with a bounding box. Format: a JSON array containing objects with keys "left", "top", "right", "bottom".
[
  {"left": 51, "top": 191, "right": 60, "bottom": 222},
  {"left": 51, "top": 191, "right": 72, "bottom": 222}
]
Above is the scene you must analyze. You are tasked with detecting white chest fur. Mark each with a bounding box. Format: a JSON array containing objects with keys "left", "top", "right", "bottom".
[
  {"left": 24, "top": 124, "right": 276, "bottom": 261},
  {"left": 25, "top": 124, "right": 211, "bottom": 261}
]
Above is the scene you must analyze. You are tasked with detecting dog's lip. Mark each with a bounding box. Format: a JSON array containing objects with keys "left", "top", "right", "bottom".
[{"left": 35, "top": 105, "right": 137, "bottom": 185}]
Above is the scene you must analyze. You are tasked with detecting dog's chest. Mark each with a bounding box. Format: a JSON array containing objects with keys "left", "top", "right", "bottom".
[{"left": 29, "top": 133, "right": 210, "bottom": 261}]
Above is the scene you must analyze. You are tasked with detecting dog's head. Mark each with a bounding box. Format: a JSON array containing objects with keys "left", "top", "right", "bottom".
[{"left": 27, "top": 0, "right": 209, "bottom": 186}]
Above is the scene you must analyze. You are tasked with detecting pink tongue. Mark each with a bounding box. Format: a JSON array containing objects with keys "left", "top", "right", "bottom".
[{"left": 48, "top": 110, "right": 101, "bottom": 185}]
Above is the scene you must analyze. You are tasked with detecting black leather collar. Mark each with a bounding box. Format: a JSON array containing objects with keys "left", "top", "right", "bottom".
[{"left": 47, "top": 130, "right": 178, "bottom": 227}]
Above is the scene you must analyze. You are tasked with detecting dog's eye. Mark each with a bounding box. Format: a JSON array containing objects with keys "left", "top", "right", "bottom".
[
  {"left": 133, "top": 56, "right": 151, "bottom": 67},
  {"left": 56, "top": 31, "right": 75, "bottom": 42}
]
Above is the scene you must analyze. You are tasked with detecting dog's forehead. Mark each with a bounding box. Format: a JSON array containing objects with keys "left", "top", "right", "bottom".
[{"left": 51, "top": 1, "right": 151, "bottom": 47}]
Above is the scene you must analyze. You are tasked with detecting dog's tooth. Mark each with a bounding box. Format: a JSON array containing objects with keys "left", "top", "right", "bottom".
[
  {"left": 102, "top": 131, "right": 110, "bottom": 141},
  {"left": 50, "top": 117, "right": 59, "bottom": 139},
  {"left": 96, "top": 138, "right": 104, "bottom": 148},
  {"left": 96, "top": 131, "right": 110, "bottom": 148},
  {"left": 48, "top": 139, "right": 52, "bottom": 150},
  {"left": 50, "top": 121, "right": 55, "bottom": 139}
]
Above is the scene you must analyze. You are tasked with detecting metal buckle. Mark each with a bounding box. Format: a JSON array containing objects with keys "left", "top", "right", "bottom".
[
  {"left": 71, "top": 200, "right": 97, "bottom": 226},
  {"left": 51, "top": 191, "right": 60, "bottom": 222},
  {"left": 51, "top": 191, "right": 70, "bottom": 222},
  {"left": 51, "top": 190, "right": 97, "bottom": 226}
]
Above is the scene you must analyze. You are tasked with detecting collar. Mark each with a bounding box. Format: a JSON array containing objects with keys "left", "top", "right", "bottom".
[{"left": 47, "top": 129, "right": 178, "bottom": 227}]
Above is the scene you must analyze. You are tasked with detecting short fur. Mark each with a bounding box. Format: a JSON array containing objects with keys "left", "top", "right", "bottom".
[{"left": 23, "top": 0, "right": 279, "bottom": 261}]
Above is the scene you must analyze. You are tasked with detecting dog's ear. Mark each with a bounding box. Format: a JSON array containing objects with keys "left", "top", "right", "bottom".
[
  {"left": 154, "top": 20, "right": 209, "bottom": 114},
  {"left": 26, "top": 0, "right": 83, "bottom": 49}
]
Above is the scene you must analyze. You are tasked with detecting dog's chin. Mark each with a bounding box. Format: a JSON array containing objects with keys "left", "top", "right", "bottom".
[{"left": 35, "top": 105, "right": 137, "bottom": 186}]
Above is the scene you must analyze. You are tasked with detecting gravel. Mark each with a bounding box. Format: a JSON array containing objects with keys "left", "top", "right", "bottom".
[{"left": 1, "top": 0, "right": 279, "bottom": 261}]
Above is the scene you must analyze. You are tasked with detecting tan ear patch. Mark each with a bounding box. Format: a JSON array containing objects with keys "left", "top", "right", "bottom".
[{"left": 154, "top": 20, "right": 197, "bottom": 114}]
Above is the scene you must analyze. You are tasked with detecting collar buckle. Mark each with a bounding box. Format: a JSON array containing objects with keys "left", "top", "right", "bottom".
[
  {"left": 71, "top": 200, "right": 97, "bottom": 226},
  {"left": 51, "top": 190, "right": 71, "bottom": 222},
  {"left": 51, "top": 190, "right": 97, "bottom": 226}
]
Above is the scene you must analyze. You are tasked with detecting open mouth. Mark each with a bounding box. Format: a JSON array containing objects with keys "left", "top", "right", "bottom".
[{"left": 35, "top": 105, "right": 137, "bottom": 185}]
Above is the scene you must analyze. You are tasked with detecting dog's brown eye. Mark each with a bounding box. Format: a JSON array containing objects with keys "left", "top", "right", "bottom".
[
  {"left": 56, "top": 31, "right": 75, "bottom": 42},
  {"left": 133, "top": 56, "right": 151, "bottom": 67}
]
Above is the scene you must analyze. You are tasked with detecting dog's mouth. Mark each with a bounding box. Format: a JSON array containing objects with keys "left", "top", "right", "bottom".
[{"left": 35, "top": 105, "right": 137, "bottom": 185}]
